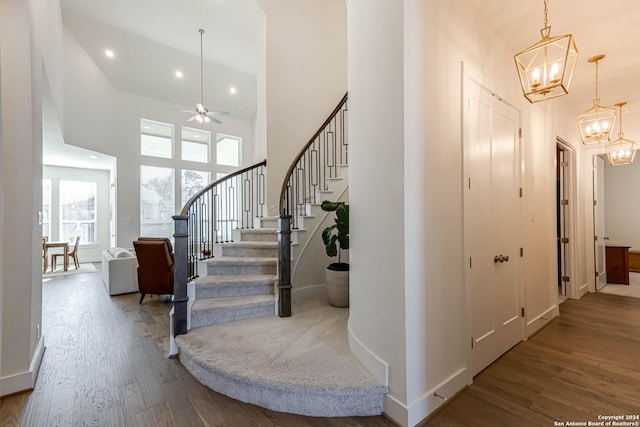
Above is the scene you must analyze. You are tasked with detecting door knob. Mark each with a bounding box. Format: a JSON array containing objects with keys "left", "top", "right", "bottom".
[{"left": 494, "top": 255, "right": 509, "bottom": 263}]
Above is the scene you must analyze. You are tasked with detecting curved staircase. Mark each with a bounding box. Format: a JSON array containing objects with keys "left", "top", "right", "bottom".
[{"left": 175, "top": 224, "right": 386, "bottom": 417}]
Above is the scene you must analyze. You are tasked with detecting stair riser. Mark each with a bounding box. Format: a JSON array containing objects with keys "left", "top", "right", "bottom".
[
  {"left": 221, "top": 247, "right": 278, "bottom": 258},
  {"left": 191, "top": 303, "right": 273, "bottom": 328},
  {"left": 207, "top": 264, "right": 277, "bottom": 276},
  {"left": 196, "top": 283, "right": 273, "bottom": 299},
  {"left": 258, "top": 218, "right": 278, "bottom": 228}
]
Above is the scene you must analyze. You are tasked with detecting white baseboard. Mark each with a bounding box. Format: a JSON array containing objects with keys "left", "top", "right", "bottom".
[
  {"left": 526, "top": 304, "right": 559, "bottom": 337},
  {"left": 578, "top": 282, "right": 589, "bottom": 297},
  {"left": 382, "top": 368, "right": 468, "bottom": 427},
  {"left": 384, "top": 393, "right": 409, "bottom": 426},
  {"left": 347, "top": 320, "right": 389, "bottom": 386},
  {"left": 407, "top": 367, "right": 468, "bottom": 426},
  {"left": 0, "top": 335, "right": 45, "bottom": 397}
]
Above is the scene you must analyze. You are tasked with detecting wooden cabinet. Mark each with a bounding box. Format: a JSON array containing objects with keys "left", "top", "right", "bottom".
[
  {"left": 629, "top": 251, "right": 640, "bottom": 273},
  {"left": 605, "top": 245, "right": 632, "bottom": 285}
]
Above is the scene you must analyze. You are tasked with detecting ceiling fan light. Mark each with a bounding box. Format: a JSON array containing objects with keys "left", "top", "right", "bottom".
[
  {"left": 196, "top": 115, "right": 204, "bottom": 123},
  {"left": 204, "top": 116, "right": 210, "bottom": 123}
]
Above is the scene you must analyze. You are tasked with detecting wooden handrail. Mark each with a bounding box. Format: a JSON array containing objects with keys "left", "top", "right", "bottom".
[
  {"left": 278, "top": 93, "right": 348, "bottom": 214},
  {"left": 181, "top": 159, "right": 267, "bottom": 216}
]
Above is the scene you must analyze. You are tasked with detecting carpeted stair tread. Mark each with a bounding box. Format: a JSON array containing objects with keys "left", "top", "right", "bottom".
[
  {"left": 220, "top": 242, "right": 278, "bottom": 248},
  {"left": 192, "top": 294, "right": 274, "bottom": 311},
  {"left": 208, "top": 257, "right": 277, "bottom": 265},
  {"left": 194, "top": 275, "right": 275, "bottom": 298},
  {"left": 176, "top": 298, "right": 386, "bottom": 417}
]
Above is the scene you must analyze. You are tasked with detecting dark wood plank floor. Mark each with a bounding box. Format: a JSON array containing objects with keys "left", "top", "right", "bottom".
[
  {"left": 0, "top": 270, "right": 395, "bottom": 427},
  {"left": 2, "top": 271, "right": 640, "bottom": 426},
  {"left": 426, "top": 292, "right": 640, "bottom": 426}
]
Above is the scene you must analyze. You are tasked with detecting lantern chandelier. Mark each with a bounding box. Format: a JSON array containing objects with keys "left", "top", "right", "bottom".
[
  {"left": 514, "top": 0, "right": 579, "bottom": 103},
  {"left": 605, "top": 102, "right": 637, "bottom": 166},
  {"left": 576, "top": 55, "right": 616, "bottom": 145}
]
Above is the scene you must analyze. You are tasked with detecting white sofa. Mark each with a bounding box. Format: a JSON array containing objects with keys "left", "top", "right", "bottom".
[{"left": 101, "top": 247, "right": 138, "bottom": 296}]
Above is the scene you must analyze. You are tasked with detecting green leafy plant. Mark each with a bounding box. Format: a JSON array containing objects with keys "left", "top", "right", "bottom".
[{"left": 321, "top": 201, "right": 349, "bottom": 265}]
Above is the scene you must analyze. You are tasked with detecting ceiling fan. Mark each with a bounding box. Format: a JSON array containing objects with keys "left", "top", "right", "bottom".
[{"left": 178, "top": 29, "right": 229, "bottom": 126}]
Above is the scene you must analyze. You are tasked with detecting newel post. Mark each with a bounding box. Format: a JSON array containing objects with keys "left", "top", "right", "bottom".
[
  {"left": 172, "top": 215, "right": 189, "bottom": 335},
  {"left": 278, "top": 215, "right": 292, "bottom": 317}
]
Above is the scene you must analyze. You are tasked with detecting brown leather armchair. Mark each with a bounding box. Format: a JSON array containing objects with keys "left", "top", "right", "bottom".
[{"left": 133, "top": 237, "right": 174, "bottom": 304}]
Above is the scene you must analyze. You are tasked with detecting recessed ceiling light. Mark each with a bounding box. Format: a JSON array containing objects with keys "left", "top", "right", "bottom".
[
  {"left": 105, "top": 49, "right": 114, "bottom": 58},
  {"left": 89, "top": 155, "right": 98, "bottom": 159},
  {"left": 229, "top": 87, "right": 237, "bottom": 94},
  {"left": 175, "top": 71, "right": 183, "bottom": 78}
]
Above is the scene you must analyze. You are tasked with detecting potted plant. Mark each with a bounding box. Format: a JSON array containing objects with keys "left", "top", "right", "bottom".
[{"left": 321, "top": 200, "right": 349, "bottom": 307}]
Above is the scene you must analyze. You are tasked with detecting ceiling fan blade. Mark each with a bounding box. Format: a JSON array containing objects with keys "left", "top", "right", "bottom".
[
  {"left": 187, "top": 115, "right": 198, "bottom": 122},
  {"left": 207, "top": 111, "right": 229, "bottom": 116},
  {"left": 177, "top": 109, "right": 194, "bottom": 113},
  {"left": 210, "top": 116, "right": 222, "bottom": 124}
]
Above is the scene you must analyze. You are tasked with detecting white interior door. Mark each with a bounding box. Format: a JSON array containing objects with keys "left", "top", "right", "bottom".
[
  {"left": 465, "top": 79, "right": 523, "bottom": 378},
  {"left": 594, "top": 155, "right": 607, "bottom": 289}
]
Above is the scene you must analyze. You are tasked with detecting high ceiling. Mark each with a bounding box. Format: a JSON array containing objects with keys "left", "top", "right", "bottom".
[
  {"left": 61, "top": 0, "right": 261, "bottom": 122},
  {"left": 467, "top": 0, "right": 640, "bottom": 116}
]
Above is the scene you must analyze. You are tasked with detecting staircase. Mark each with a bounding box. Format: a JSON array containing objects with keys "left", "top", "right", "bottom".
[
  {"left": 175, "top": 218, "right": 385, "bottom": 417},
  {"left": 190, "top": 228, "right": 278, "bottom": 329},
  {"left": 173, "top": 93, "right": 386, "bottom": 417}
]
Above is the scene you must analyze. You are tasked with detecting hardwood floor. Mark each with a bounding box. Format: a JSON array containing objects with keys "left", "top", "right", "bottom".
[
  {"left": 0, "top": 271, "right": 395, "bottom": 427},
  {"left": 426, "top": 292, "right": 640, "bottom": 426},
  {"left": 2, "top": 273, "right": 640, "bottom": 426}
]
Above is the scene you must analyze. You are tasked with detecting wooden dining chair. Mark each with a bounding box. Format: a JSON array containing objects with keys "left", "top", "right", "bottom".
[{"left": 52, "top": 236, "right": 81, "bottom": 270}]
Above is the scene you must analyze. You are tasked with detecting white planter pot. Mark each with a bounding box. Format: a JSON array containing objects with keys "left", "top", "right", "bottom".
[{"left": 326, "top": 263, "right": 349, "bottom": 307}]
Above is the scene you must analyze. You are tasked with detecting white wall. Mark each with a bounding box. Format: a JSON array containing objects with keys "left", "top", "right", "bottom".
[
  {"left": 259, "top": 0, "right": 347, "bottom": 214},
  {"left": 43, "top": 165, "right": 111, "bottom": 262},
  {"left": 348, "top": 1, "right": 588, "bottom": 424},
  {"left": 603, "top": 154, "right": 640, "bottom": 249},
  {"left": 0, "top": 0, "right": 44, "bottom": 396},
  {"left": 61, "top": 27, "right": 256, "bottom": 248},
  {"left": 348, "top": 0, "right": 407, "bottom": 422}
]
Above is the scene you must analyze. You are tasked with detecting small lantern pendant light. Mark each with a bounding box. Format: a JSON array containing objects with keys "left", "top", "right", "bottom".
[
  {"left": 605, "top": 102, "right": 637, "bottom": 166},
  {"left": 577, "top": 55, "right": 616, "bottom": 145},
  {"left": 514, "top": 0, "right": 579, "bottom": 103}
]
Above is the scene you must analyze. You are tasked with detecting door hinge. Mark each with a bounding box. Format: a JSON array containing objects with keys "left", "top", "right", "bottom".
[
  {"left": 561, "top": 199, "right": 569, "bottom": 205},
  {"left": 469, "top": 257, "right": 472, "bottom": 269},
  {"left": 595, "top": 271, "right": 599, "bottom": 278},
  {"left": 562, "top": 276, "right": 570, "bottom": 282},
  {"left": 520, "top": 247, "right": 524, "bottom": 257},
  {"left": 594, "top": 200, "right": 598, "bottom": 206},
  {"left": 468, "top": 177, "right": 471, "bottom": 190},
  {"left": 519, "top": 128, "right": 522, "bottom": 138},
  {"left": 560, "top": 161, "right": 569, "bottom": 167},
  {"left": 471, "top": 337, "right": 474, "bottom": 349},
  {"left": 561, "top": 237, "right": 569, "bottom": 244},
  {"left": 521, "top": 307, "right": 525, "bottom": 317},
  {"left": 519, "top": 188, "right": 523, "bottom": 198},
  {"left": 594, "top": 235, "right": 598, "bottom": 241}
]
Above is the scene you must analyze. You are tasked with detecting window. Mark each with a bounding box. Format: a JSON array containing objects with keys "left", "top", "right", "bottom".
[
  {"left": 182, "top": 127, "right": 210, "bottom": 163},
  {"left": 141, "top": 119, "right": 173, "bottom": 158},
  {"left": 182, "top": 169, "right": 211, "bottom": 206},
  {"left": 42, "top": 178, "right": 52, "bottom": 239},
  {"left": 140, "top": 166, "right": 175, "bottom": 238},
  {"left": 216, "top": 172, "right": 228, "bottom": 180},
  {"left": 216, "top": 134, "right": 241, "bottom": 167},
  {"left": 59, "top": 180, "right": 97, "bottom": 243}
]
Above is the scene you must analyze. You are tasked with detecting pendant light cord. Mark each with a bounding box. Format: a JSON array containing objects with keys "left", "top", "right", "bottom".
[
  {"left": 543, "top": 0, "right": 548, "bottom": 28},
  {"left": 594, "top": 60, "right": 599, "bottom": 101}
]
